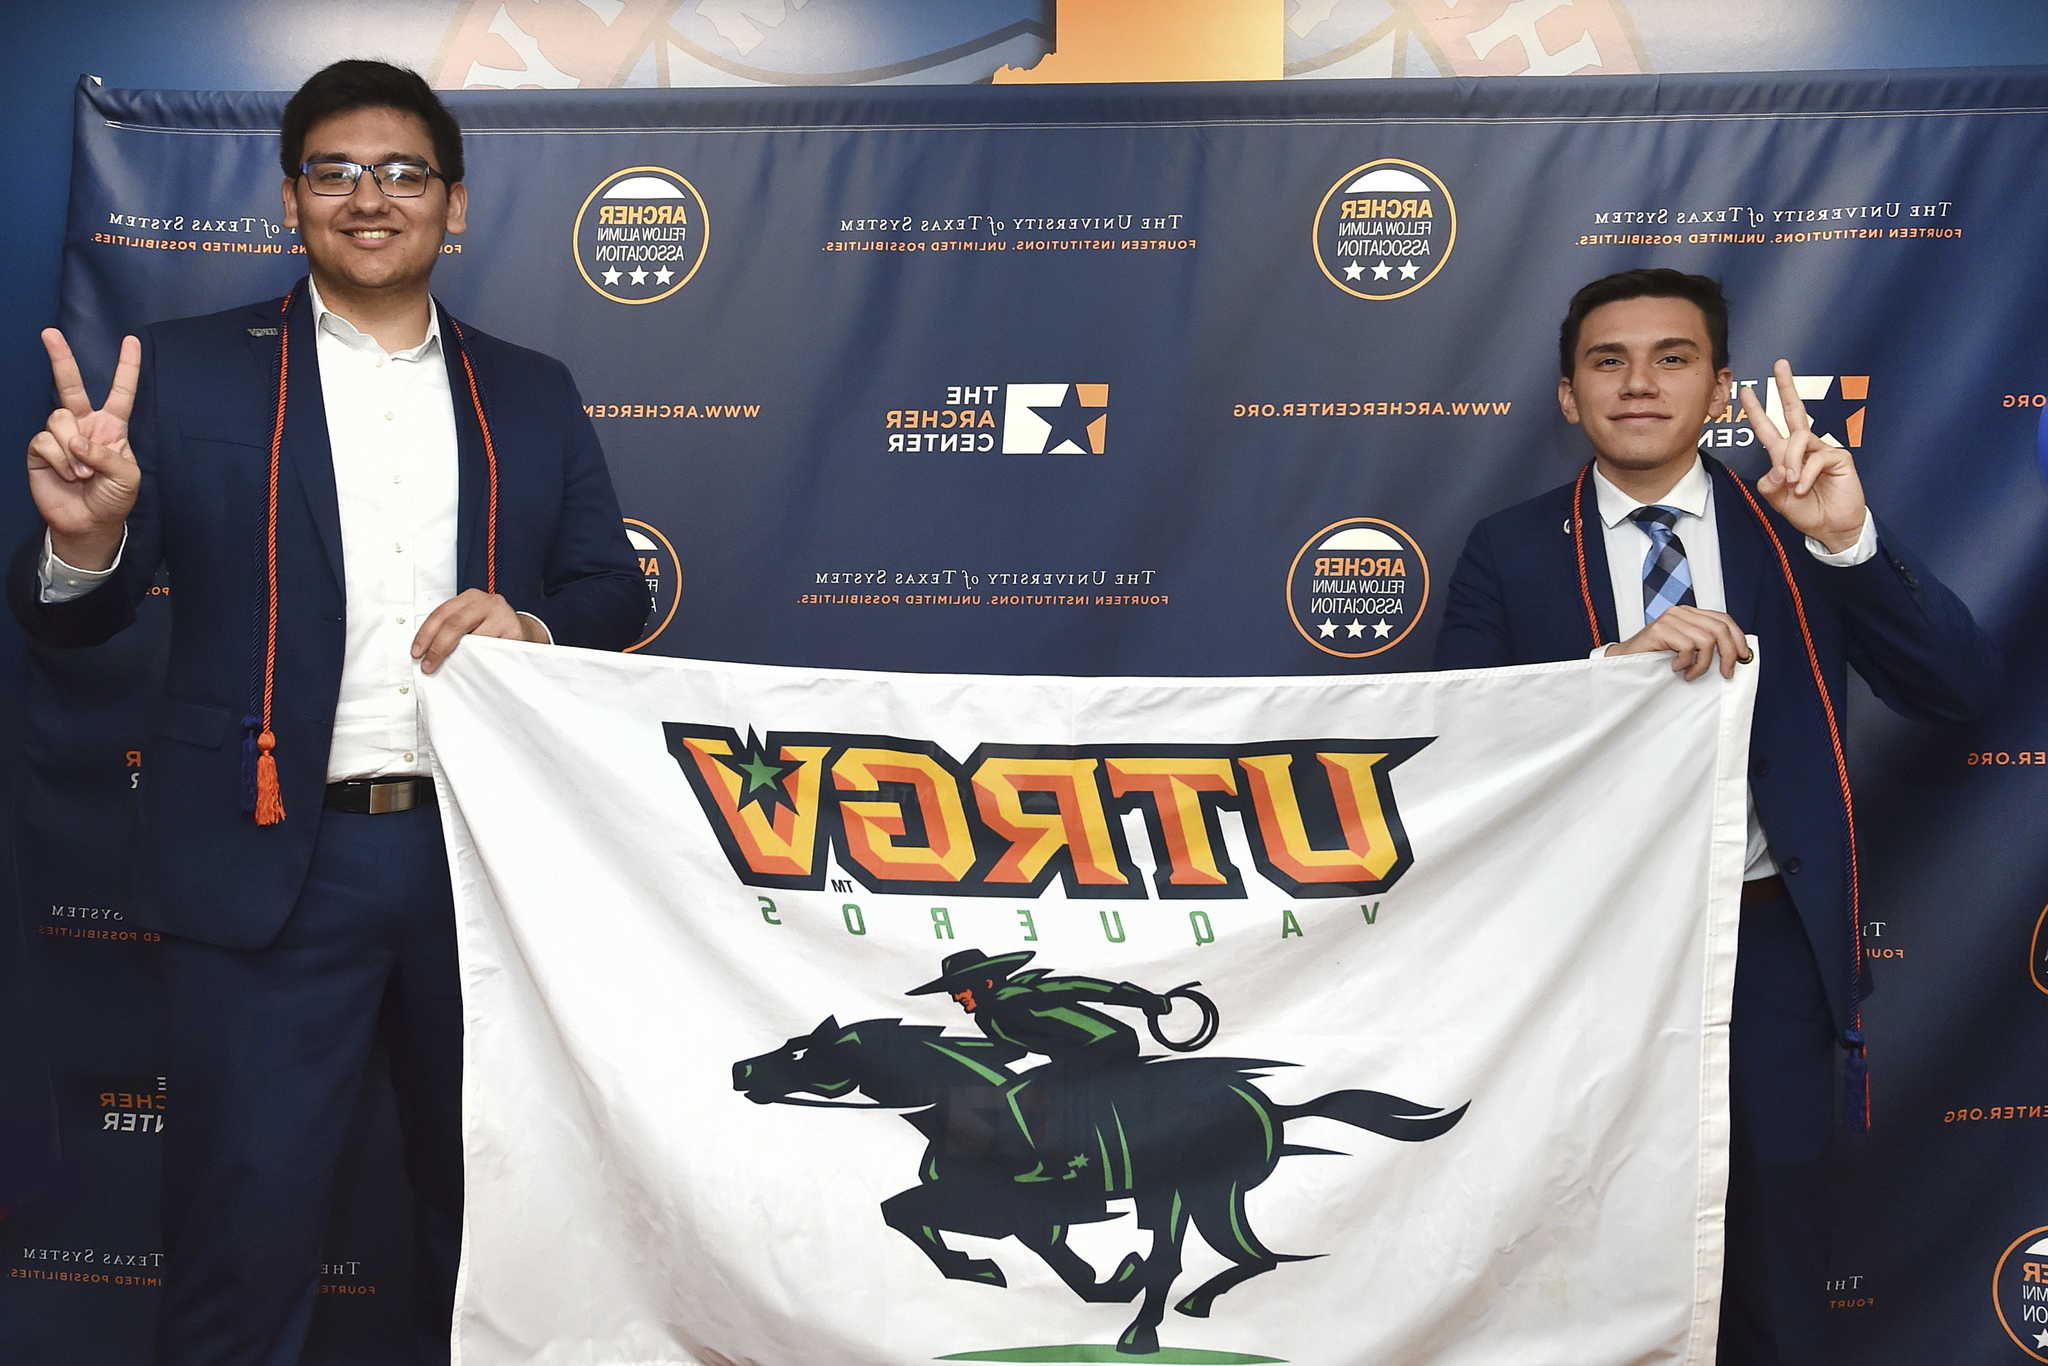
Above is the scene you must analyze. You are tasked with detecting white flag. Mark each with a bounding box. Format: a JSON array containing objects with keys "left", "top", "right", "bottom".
[{"left": 424, "top": 639, "right": 1755, "bottom": 1366}]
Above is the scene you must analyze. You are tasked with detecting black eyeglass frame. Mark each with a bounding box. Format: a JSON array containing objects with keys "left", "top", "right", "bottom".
[{"left": 297, "top": 160, "right": 448, "bottom": 198}]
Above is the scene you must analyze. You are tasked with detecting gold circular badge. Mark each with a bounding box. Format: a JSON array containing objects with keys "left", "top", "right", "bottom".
[
  {"left": 1285, "top": 517, "right": 1430, "bottom": 659},
  {"left": 622, "top": 517, "right": 682, "bottom": 652},
  {"left": 1312, "top": 158, "right": 1457, "bottom": 300},
  {"left": 573, "top": 167, "right": 709, "bottom": 305}
]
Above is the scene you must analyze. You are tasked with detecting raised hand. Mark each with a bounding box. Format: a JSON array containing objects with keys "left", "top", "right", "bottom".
[
  {"left": 27, "top": 329, "right": 142, "bottom": 571},
  {"left": 1738, "top": 359, "right": 1866, "bottom": 553}
]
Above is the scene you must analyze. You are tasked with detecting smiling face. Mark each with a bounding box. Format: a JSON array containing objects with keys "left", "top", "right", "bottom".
[
  {"left": 281, "top": 104, "right": 466, "bottom": 315},
  {"left": 1558, "top": 294, "right": 1732, "bottom": 497}
]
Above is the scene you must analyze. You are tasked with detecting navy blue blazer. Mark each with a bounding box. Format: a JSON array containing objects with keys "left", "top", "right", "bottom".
[
  {"left": 9, "top": 287, "right": 647, "bottom": 950},
  {"left": 1434, "top": 456, "right": 2000, "bottom": 1034}
]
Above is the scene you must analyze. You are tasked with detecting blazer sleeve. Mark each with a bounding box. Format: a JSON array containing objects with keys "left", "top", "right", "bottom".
[
  {"left": 524, "top": 364, "right": 649, "bottom": 652},
  {"left": 1813, "top": 516, "right": 2002, "bottom": 724},
  {"left": 1432, "top": 518, "right": 1515, "bottom": 670},
  {"left": 7, "top": 328, "right": 167, "bottom": 649}
]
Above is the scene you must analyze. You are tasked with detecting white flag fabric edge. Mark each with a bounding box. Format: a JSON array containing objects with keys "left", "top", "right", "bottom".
[{"left": 424, "top": 638, "right": 1756, "bottom": 1366}]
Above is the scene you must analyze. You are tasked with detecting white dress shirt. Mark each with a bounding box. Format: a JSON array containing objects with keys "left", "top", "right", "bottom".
[
  {"left": 306, "top": 280, "right": 461, "bottom": 781},
  {"left": 1591, "top": 456, "right": 1877, "bottom": 879},
  {"left": 41, "top": 279, "right": 473, "bottom": 782}
]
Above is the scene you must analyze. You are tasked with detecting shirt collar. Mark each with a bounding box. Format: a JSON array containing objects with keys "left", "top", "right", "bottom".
[
  {"left": 1591, "top": 456, "right": 1712, "bottom": 530},
  {"left": 305, "top": 276, "right": 442, "bottom": 361}
]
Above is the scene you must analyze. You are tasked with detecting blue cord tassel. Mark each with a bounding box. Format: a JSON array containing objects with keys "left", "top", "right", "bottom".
[
  {"left": 1841, "top": 1029, "right": 1869, "bottom": 1131},
  {"left": 240, "top": 714, "right": 261, "bottom": 813}
]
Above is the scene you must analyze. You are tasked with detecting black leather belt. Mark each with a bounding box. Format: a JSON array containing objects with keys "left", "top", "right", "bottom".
[
  {"left": 1741, "top": 873, "right": 1788, "bottom": 906},
  {"left": 324, "top": 776, "right": 434, "bottom": 814}
]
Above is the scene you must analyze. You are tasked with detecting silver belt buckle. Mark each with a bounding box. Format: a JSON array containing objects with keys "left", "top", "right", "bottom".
[{"left": 368, "top": 780, "right": 418, "bottom": 815}]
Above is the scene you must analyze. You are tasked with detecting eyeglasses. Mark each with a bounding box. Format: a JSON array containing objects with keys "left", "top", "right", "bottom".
[{"left": 299, "top": 160, "right": 444, "bottom": 198}]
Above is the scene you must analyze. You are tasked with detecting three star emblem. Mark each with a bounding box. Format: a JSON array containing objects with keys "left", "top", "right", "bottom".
[
  {"left": 1319, "top": 619, "right": 1394, "bottom": 642},
  {"left": 600, "top": 265, "right": 678, "bottom": 290}
]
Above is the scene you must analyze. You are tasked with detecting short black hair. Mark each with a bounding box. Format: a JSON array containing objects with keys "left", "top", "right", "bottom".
[
  {"left": 280, "top": 60, "right": 463, "bottom": 185},
  {"left": 1558, "top": 269, "right": 1729, "bottom": 377}
]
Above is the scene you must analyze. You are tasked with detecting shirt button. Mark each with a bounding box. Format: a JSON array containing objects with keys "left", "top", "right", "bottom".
[
  {"left": 403, "top": 753, "right": 415, "bottom": 764},
  {"left": 395, "top": 616, "right": 406, "bottom": 625},
  {"left": 383, "top": 411, "right": 394, "bottom": 421},
  {"left": 395, "top": 543, "right": 404, "bottom": 553},
  {"left": 399, "top": 685, "right": 410, "bottom": 695},
  {"left": 392, "top": 474, "right": 402, "bottom": 483},
  {"left": 374, "top": 356, "right": 385, "bottom": 368}
]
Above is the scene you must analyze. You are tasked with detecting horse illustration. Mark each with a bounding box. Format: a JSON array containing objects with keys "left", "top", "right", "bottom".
[{"left": 733, "top": 1015, "right": 1466, "bottom": 1355}]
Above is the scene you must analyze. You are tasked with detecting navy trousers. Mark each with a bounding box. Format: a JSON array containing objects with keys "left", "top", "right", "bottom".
[
  {"left": 154, "top": 801, "right": 463, "bottom": 1366},
  {"left": 1718, "top": 891, "right": 1839, "bottom": 1366}
]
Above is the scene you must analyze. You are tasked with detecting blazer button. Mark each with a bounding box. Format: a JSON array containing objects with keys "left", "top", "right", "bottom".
[
  {"left": 1751, "top": 757, "right": 1770, "bottom": 778},
  {"left": 1783, "top": 856, "right": 1802, "bottom": 874}
]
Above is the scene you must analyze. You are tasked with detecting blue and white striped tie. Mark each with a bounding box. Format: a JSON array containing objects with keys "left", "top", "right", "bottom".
[{"left": 1631, "top": 505, "right": 1697, "bottom": 622}]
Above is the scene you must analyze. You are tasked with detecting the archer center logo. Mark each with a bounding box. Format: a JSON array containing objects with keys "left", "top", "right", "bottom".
[
  {"left": 90, "top": 1074, "right": 167, "bottom": 1135},
  {"left": 1006, "top": 383, "right": 1108, "bottom": 454},
  {"left": 666, "top": 727, "right": 1428, "bottom": 900},
  {"left": 1313, "top": 159, "right": 1457, "bottom": 300},
  {"left": 573, "top": 167, "right": 708, "bottom": 305},
  {"left": 1286, "top": 518, "right": 1430, "bottom": 659},
  {"left": 1992, "top": 1227, "right": 2048, "bottom": 1358},
  {"left": 622, "top": 518, "right": 681, "bottom": 653},
  {"left": 1704, "top": 374, "right": 1870, "bottom": 453},
  {"left": 883, "top": 383, "right": 1107, "bottom": 454}
]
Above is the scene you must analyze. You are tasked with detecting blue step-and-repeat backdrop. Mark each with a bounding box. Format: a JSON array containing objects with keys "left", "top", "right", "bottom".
[{"left": 7, "top": 67, "right": 2048, "bottom": 1363}]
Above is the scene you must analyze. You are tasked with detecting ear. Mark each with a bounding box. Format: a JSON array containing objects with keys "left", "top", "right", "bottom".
[
  {"left": 815, "top": 1015, "right": 839, "bottom": 1036},
  {"left": 1707, "top": 368, "right": 1734, "bottom": 420},
  {"left": 281, "top": 178, "right": 299, "bottom": 230},
  {"left": 1557, "top": 375, "right": 1581, "bottom": 427},
  {"left": 444, "top": 180, "right": 467, "bottom": 236}
]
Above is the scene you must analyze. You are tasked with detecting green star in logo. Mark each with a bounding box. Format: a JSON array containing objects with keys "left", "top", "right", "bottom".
[{"left": 714, "top": 728, "right": 801, "bottom": 817}]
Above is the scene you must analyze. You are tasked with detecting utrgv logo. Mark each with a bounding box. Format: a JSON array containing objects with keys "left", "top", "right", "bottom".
[{"left": 665, "top": 728, "right": 1430, "bottom": 900}]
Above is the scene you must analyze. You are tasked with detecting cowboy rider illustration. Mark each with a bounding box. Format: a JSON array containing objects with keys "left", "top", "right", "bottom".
[{"left": 908, "top": 949, "right": 1174, "bottom": 1066}]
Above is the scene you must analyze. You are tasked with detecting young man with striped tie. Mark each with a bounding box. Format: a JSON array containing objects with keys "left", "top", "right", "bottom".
[{"left": 1433, "top": 268, "right": 1999, "bottom": 1365}]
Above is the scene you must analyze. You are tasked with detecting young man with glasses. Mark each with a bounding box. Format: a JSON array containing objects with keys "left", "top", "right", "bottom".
[{"left": 12, "top": 59, "right": 646, "bottom": 1365}]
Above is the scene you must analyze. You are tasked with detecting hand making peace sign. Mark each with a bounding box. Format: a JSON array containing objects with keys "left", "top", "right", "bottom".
[
  {"left": 27, "top": 328, "right": 143, "bottom": 572},
  {"left": 1738, "top": 358, "right": 1868, "bottom": 554}
]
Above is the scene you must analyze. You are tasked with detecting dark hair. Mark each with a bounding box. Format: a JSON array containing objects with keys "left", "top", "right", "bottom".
[
  {"left": 1558, "top": 268, "right": 1728, "bottom": 376},
  {"left": 280, "top": 60, "right": 463, "bottom": 185}
]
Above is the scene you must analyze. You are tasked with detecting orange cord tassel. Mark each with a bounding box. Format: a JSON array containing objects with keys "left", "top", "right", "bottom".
[{"left": 254, "top": 730, "right": 286, "bottom": 825}]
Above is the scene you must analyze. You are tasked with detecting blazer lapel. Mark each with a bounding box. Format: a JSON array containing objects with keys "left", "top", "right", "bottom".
[
  {"left": 441, "top": 304, "right": 489, "bottom": 592},
  {"left": 274, "top": 288, "right": 344, "bottom": 592},
  {"left": 1707, "top": 457, "right": 1768, "bottom": 632}
]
